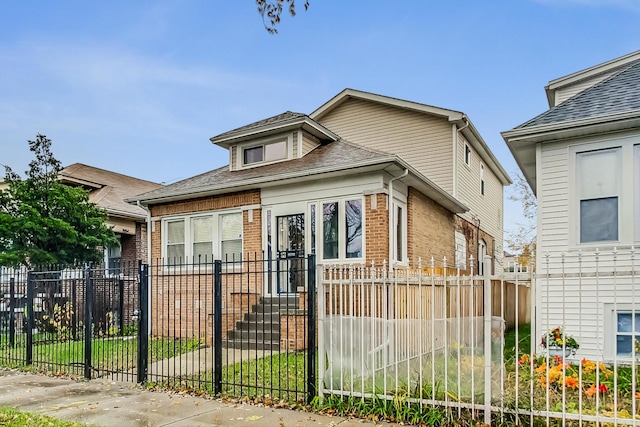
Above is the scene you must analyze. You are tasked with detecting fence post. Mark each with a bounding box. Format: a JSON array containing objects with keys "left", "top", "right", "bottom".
[
  {"left": 118, "top": 279, "right": 125, "bottom": 336},
  {"left": 84, "top": 266, "right": 93, "bottom": 379},
  {"left": 137, "top": 262, "right": 149, "bottom": 384},
  {"left": 26, "top": 271, "right": 34, "bottom": 365},
  {"left": 307, "top": 254, "right": 317, "bottom": 403},
  {"left": 317, "top": 262, "right": 326, "bottom": 400},
  {"left": 213, "top": 260, "right": 222, "bottom": 395},
  {"left": 9, "top": 278, "right": 15, "bottom": 348},
  {"left": 483, "top": 255, "right": 493, "bottom": 425}
]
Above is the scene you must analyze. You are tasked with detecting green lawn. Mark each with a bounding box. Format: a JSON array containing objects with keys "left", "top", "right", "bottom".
[
  {"left": 0, "top": 334, "right": 203, "bottom": 376},
  {"left": 0, "top": 406, "right": 93, "bottom": 427}
]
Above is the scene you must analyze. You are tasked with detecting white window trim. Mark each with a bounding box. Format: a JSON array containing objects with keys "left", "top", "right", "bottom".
[
  {"left": 235, "top": 134, "right": 294, "bottom": 170},
  {"left": 161, "top": 209, "right": 243, "bottom": 266},
  {"left": 568, "top": 136, "right": 637, "bottom": 249},
  {"left": 464, "top": 143, "right": 471, "bottom": 168},
  {"left": 319, "top": 197, "right": 365, "bottom": 262},
  {"left": 392, "top": 201, "right": 408, "bottom": 265},
  {"left": 604, "top": 303, "right": 640, "bottom": 362}
]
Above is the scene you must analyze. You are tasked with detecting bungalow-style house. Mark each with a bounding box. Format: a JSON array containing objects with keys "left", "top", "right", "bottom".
[
  {"left": 132, "top": 89, "right": 510, "bottom": 344},
  {"left": 503, "top": 51, "right": 640, "bottom": 361},
  {"left": 58, "top": 163, "right": 162, "bottom": 270}
]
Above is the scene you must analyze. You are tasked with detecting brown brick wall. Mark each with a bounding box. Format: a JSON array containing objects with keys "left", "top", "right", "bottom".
[
  {"left": 407, "top": 187, "right": 456, "bottom": 264},
  {"left": 454, "top": 216, "right": 495, "bottom": 275},
  {"left": 365, "top": 193, "right": 389, "bottom": 263},
  {"left": 147, "top": 190, "right": 263, "bottom": 341},
  {"left": 120, "top": 233, "right": 137, "bottom": 267}
]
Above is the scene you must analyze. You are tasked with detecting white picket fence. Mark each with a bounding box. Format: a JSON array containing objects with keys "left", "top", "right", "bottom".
[{"left": 318, "top": 250, "right": 640, "bottom": 425}]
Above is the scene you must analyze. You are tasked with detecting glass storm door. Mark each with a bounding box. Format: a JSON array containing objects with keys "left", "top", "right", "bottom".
[{"left": 276, "top": 214, "right": 305, "bottom": 294}]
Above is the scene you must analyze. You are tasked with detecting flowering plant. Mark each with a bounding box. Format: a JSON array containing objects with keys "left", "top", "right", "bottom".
[{"left": 541, "top": 326, "right": 579, "bottom": 354}]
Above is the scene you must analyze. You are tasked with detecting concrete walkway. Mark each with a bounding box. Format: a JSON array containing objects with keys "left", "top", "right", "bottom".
[{"left": 0, "top": 370, "right": 398, "bottom": 427}]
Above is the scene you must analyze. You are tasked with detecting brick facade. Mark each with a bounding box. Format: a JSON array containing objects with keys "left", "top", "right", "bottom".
[
  {"left": 364, "top": 193, "right": 389, "bottom": 263},
  {"left": 407, "top": 187, "right": 456, "bottom": 264},
  {"left": 148, "top": 190, "right": 263, "bottom": 340}
]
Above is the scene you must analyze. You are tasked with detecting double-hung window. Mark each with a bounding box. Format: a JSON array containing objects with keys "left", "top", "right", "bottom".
[
  {"left": 220, "top": 213, "right": 242, "bottom": 261},
  {"left": 192, "top": 216, "right": 213, "bottom": 261},
  {"left": 166, "top": 219, "right": 186, "bottom": 261},
  {"left": 577, "top": 148, "right": 620, "bottom": 243},
  {"left": 614, "top": 310, "right": 640, "bottom": 357},
  {"left": 393, "top": 203, "right": 407, "bottom": 263},
  {"left": 322, "top": 198, "right": 363, "bottom": 260},
  {"left": 243, "top": 140, "right": 287, "bottom": 166},
  {"left": 163, "top": 211, "right": 243, "bottom": 264}
]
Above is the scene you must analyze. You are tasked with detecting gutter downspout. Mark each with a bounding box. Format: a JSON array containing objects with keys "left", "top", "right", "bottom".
[
  {"left": 453, "top": 116, "right": 470, "bottom": 199},
  {"left": 388, "top": 168, "right": 408, "bottom": 276},
  {"left": 137, "top": 201, "right": 152, "bottom": 266}
]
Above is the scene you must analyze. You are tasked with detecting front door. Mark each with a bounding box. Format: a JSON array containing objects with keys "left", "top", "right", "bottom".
[{"left": 276, "top": 214, "right": 305, "bottom": 293}]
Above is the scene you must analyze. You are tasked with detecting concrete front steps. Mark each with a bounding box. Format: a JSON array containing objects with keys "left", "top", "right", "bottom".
[{"left": 225, "top": 295, "right": 299, "bottom": 351}]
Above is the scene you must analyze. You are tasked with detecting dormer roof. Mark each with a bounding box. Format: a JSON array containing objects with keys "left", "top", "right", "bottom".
[{"left": 210, "top": 111, "right": 339, "bottom": 148}]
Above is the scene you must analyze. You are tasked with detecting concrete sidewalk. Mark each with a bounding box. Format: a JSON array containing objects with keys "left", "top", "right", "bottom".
[{"left": 0, "top": 370, "right": 395, "bottom": 427}]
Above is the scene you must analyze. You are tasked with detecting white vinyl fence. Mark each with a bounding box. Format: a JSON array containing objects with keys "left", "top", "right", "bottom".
[{"left": 318, "top": 250, "right": 640, "bottom": 426}]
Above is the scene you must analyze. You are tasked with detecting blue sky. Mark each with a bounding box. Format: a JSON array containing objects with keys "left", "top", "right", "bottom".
[{"left": 1, "top": 0, "right": 639, "bottom": 238}]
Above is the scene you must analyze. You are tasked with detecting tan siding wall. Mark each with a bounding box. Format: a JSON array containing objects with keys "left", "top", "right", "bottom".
[
  {"left": 302, "top": 132, "right": 320, "bottom": 156},
  {"left": 230, "top": 146, "right": 237, "bottom": 171},
  {"left": 317, "top": 98, "right": 454, "bottom": 193},
  {"left": 292, "top": 131, "right": 299, "bottom": 159},
  {"left": 456, "top": 135, "right": 504, "bottom": 268}
]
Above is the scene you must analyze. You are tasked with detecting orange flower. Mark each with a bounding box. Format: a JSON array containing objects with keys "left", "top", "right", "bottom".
[
  {"left": 635, "top": 391, "right": 640, "bottom": 399},
  {"left": 535, "top": 363, "right": 547, "bottom": 375},
  {"left": 519, "top": 354, "right": 530, "bottom": 366},
  {"left": 538, "top": 376, "right": 548, "bottom": 388},
  {"left": 582, "top": 358, "right": 596, "bottom": 374},
  {"left": 586, "top": 384, "right": 597, "bottom": 397},
  {"left": 565, "top": 376, "right": 579, "bottom": 390}
]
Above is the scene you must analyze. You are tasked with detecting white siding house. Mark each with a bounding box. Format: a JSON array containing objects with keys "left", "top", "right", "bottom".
[{"left": 503, "top": 51, "right": 640, "bottom": 361}]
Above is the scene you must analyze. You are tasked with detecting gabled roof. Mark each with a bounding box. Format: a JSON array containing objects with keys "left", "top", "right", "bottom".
[
  {"left": 502, "top": 53, "right": 640, "bottom": 194},
  {"left": 132, "top": 140, "right": 468, "bottom": 214},
  {"left": 545, "top": 50, "right": 640, "bottom": 107},
  {"left": 517, "top": 59, "right": 640, "bottom": 129},
  {"left": 311, "top": 88, "right": 466, "bottom": 121},
  {"left": 311, "top": 88, "right": 511, "bottom": 186},
  {"left": 210, "top": 111, "right": 339, "bottom": 148},
  {"left": 59, "top": 163, "right": 162, "bottom": 220}
]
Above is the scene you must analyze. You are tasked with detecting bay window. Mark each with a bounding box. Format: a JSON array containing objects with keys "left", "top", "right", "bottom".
[
  {"left": 221, "top": 213, "right": 242, "bottom": 261},
  {"left": 163, "top": 211, "right": 243, "bottom": 263},
  {"left": 166, "top": 219, "right": 186, "bottom": 261},
  {"left": 321, "top": 198, "right": 363, "bottom": 260}
]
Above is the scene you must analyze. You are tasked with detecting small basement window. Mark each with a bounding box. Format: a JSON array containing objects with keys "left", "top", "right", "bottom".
[{"left": 243, "top": 140, "right": 287, "bottom": 165}]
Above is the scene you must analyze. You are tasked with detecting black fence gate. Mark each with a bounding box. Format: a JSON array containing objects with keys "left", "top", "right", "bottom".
[{"left": 0, "top": 254, "right": 316, "bottom": 403}]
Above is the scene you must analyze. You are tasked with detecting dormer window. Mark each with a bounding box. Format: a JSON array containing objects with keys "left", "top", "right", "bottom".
[{"left": 243, "top": 140, "right": 287, "bottom": 165}]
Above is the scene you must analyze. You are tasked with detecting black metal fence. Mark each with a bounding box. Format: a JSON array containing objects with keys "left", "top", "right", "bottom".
[
  {"left": 0, "top": 262, "right": 143, "bottom": 380},
  {"left": 0, "top": 254, "right": 316, "bottom": 403}
]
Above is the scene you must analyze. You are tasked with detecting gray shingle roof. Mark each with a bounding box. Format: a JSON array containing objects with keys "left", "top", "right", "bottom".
[
  {"left": 211, "top": 111, "right": 307, "bottom": 142},
  {"left": 134, "top": 140, "right": 393, "bottom": 202},
  {"left": 516, "top": 59, "right": 640, "bottom": 129}
]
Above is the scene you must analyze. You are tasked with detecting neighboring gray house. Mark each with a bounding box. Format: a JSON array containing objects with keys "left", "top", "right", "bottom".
[{"left": 503, "top": 50, "right": 640, "bottom": 361}]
